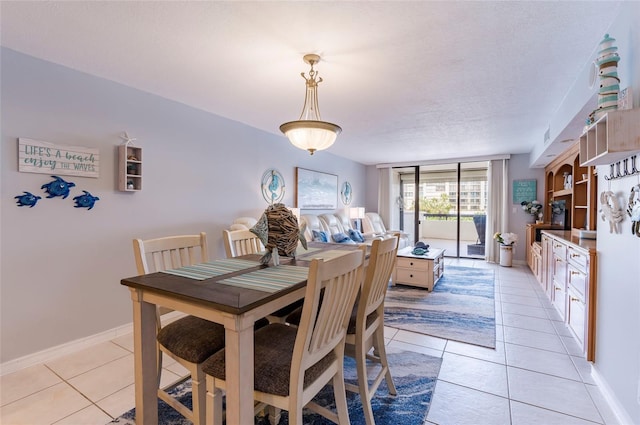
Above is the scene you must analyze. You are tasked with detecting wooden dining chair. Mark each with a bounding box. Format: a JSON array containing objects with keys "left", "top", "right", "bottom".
[
  {"left": 344, "top": 234, "right": 399, "bottom": 425},
  {"left": 222, "top": 229, "right": 264, "bottom": 258},
  {"left": 202, "top": 248, "right": 366, "bottom": 425},
  {"left": 132, "top": 232, "right": 225, "bottom": 425}
]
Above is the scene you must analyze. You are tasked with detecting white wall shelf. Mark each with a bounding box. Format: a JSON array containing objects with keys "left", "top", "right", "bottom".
[{"left": 579, "top": 108, "right": 640, "bottom": 166}]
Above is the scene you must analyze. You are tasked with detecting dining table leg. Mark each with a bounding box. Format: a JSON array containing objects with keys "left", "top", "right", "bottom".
[
  {"left": 131, "top": 288, "right": 159, "bottom": 425},
  {"left": 223, "top": 316, "right": 255, "bottom": 425}
]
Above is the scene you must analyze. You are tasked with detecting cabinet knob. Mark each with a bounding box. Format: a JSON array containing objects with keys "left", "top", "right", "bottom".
[
  {"left": 570, "top": 270, "right": 580, "bottom": 276},
  {"left": 570, "top": 297, "right": 580, "bottom": 302},
  {"left": 555, "top": 286, "right": 561, "bottom": 291},
  {"left": 410, "top": 262, "right": 414, "bottom": 266},
  {"left": 570, "top": 253, "right": 580, "bottom": 258},
  {"left": 410, "top": 274, "right": 413, "bottom": 278}
]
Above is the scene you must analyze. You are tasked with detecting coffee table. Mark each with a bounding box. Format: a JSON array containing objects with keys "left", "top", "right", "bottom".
[{"left": 393, "top": 246, "right": 445, "bottom": 291}]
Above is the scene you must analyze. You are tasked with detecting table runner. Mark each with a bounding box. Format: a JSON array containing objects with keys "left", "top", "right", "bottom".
[
  {"left": 297, "top": 249, "right": 352, "bottom": 261},
  {"left": 160, "top": 259, "right": 260, "bottom": 280},
  {"left": 218, "top": 265, "right": 309, "bottom": 293}
]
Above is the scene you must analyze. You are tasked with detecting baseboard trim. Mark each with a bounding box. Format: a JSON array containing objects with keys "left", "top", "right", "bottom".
[
  {"left": 0, "top": 311, "right": 184, "bottom": 376},
  {"left": 591, "top": 364, "right": 635, "bottom": 424}
]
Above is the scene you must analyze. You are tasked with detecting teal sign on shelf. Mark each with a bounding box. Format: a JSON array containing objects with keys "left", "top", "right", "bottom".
[{"left": 513, "top": 179, "right": 537, "bottom": 204}]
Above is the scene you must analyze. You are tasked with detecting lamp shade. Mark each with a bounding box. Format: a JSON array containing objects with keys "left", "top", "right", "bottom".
[
  {"left": 280, "top": 120, "right": 341, "bottom": 155},
  {"left": 280, "top": 54, "right": 341, "bottom": 155},
  {"left": 349, "top": 207, "right": 365, "bottom": 219}
]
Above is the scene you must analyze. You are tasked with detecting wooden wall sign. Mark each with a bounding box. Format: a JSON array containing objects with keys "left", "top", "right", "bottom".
[{"left": 18, "top": 138, "right": 99, "bottom": 178}]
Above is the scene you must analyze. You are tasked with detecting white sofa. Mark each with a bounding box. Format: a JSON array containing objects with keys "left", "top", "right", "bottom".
[{"left": 362, "top": 212, "right": 410, "bottom": 249}]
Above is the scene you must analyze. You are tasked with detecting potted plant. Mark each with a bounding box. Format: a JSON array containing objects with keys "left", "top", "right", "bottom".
[
  {"left": 521, "top": 200, "right": 543, "bottom": 222},
  {"left": 493, "top": 232, "right": 518, "bottom": 267}
]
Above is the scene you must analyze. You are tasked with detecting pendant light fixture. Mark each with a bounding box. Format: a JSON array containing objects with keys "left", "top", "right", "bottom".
[{"left": 280, "top": 54, "right": 342, "bottom": 155}]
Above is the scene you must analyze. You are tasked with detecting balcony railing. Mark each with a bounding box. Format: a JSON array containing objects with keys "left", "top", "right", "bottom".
[{"left": 400, "top": 212, "right": 486, "bottom": 257}]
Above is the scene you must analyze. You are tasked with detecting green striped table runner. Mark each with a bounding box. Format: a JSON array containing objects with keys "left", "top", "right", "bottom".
[
  {"left": 218, "top": 265, "right": 309, "bottom": 293},
  {"left": 160, "top": 259, "right": 260, "bottom": 280}
]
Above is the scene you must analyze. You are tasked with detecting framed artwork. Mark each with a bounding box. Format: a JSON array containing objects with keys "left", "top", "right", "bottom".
[
  {"left": 513, "top": 179, "right": 537, "bottom": 205},
  {"left": 296, "top": 167, "right": 338, "bottom": 209}
]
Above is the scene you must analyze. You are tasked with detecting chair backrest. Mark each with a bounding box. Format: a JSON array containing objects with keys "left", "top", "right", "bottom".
[
  {"left": 319, "top": 213, "right": 346, "bottom": 236},
  {"left": 300, "top": 214, "right": 329, "bottom": 241},
  {"left": 291, "top": 248, "right": 365, "bottom": 392},
  {"left": 358, "top": 235, "right": 399, "bottom": 320},
  {"left": 133, "top": 232, "right": 209, "bottom": 275},
  {"left": 334, "top": 211, "right": 354, "bottom": 232},
  {"left": 363, "top": 212, "right": 387, "bottom": 234},
  {"left": 222, "top": 229, "right": 264, "bottom": 258}
]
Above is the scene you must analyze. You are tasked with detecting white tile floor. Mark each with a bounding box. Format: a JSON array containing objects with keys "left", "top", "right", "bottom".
[{"left": 1, "top": 259, "right": 619, "bottom": 425}]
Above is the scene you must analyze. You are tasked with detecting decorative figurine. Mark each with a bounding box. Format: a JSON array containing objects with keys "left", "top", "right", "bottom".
[
  {"left": 14, "top": 191, "right": 42, "bottom": 208},
  {"left": 73, "top": 190, "right": 100, "bottom": 210},
  {"left": 600, "top": 190, "right": 624, "bottom": 233},
  {"left": 41, "top": 175, "right": 76, "bottom": 199},
  {"left": 250, "top": 203, "right": 307, "bottom": 266}
]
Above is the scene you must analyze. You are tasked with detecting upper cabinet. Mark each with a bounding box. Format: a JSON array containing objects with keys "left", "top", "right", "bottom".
[
  {"left": 544, "top": 143, "right": 598, "bottom": 235},
  {"left": 579, "top": 108, "right": 640, "bottom": 166}
]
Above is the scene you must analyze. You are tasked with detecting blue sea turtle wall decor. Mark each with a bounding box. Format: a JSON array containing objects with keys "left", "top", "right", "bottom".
[
  {"left": 14, "top": 191, "right": 42, "bottom": 208},
  {"left": 41, "top": 176, "right": 76, "bottom": 199},
  {"left": 73, "top": 191, "right": 100, "bottom": 210}
]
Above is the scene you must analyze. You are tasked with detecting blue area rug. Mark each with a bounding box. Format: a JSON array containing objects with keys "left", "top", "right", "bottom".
[
  {"left": 108, "top": 350, "right": 441, "bottom": 425},
  {"left": 385, "top": 265, "right": 496, "bottom": 348}
]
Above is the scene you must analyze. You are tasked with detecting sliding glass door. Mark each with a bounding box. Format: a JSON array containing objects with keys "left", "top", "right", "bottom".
[{"left": 396, "top": 161, "right": 488, "bottom": 258}]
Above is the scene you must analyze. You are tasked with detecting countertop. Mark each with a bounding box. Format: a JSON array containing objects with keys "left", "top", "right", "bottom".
[{"left": 541, "top": 230, "right": 597, "bottom": 252}]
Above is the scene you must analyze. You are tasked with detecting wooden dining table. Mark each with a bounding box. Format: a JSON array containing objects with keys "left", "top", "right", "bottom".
[{"left": 120, "top": 242, "right": 366, "bottom": 425}]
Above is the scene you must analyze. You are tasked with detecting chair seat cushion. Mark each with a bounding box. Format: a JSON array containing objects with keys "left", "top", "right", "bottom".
[
  {"left": 158, "top": 316, "right": 269, "bottom": 364},
  {"left": 157, "top": 316, "right": 226, "bottom": 364},
  {"left": 202, "top": 323, "right": 335, "bottom": 396}
]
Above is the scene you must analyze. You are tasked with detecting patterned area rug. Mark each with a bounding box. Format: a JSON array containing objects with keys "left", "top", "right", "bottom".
[
  {"left": 384, "top": 265, "right": 496, "bottom": 348},
  {"left": 108, "top": 350, "right": 441, "bottom": 425}
]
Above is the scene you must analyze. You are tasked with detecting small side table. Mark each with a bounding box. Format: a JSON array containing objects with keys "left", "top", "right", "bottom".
[{"left": 393, "top": 247, "right": 445, "bottom": 291}]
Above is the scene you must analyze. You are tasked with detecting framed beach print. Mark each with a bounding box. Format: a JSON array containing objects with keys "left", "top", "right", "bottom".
[{"left": 296, "top": 167, "right": 338, "bottom": 209}]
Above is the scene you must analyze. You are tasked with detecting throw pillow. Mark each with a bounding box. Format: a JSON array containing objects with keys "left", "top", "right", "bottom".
[
  {"left": 312, "top": 230, "right": 328, "bottom": 243},
  {"left": 331, "top": 232, "right": 355, "bottom": 244},
  {"left": 348, "top": 229, "right": 365, "bottom": 243}
]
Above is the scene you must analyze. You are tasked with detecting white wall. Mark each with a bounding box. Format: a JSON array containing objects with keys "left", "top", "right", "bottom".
[
  {"left": 592, "top": 4, "right": 640, "bottom": 422},
  {"left": 0, "top": 48, "right": 366, "bottom": 362}
]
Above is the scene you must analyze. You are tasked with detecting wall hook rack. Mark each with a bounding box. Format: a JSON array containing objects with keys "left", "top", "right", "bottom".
[{"left": 604, "top": 154, "right": 640, "bottom": 181}]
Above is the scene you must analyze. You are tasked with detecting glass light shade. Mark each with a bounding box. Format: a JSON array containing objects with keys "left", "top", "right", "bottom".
[
  {"left": 280, "top": 120, "right": 341, "bottom": 155},
  {"left": 281, "top": 54, "right": 341, "bottom": 155}
]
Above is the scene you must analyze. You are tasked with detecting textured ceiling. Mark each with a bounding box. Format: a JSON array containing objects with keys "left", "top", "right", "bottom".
[{"left": 0, "top": 1, "right": 623, "bottom": 166}]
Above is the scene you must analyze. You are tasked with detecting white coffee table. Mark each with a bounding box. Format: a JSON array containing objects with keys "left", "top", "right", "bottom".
[{"left": 393, "top": 246, "right": 445, "bottom": 291}]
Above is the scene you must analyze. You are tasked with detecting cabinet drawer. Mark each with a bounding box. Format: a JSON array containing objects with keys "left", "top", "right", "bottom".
[
  {"left": 567, "top": 246, "right": 588, "bottom": 271},
  {"left": 396, "top": 268, "right": 428, "bottom": 285},
  {"left": 552, "top": 255, "right": 567, "bottom": 284},
  {"left": 568, "top": 288, "right": 586, "bottom": 347},
  {"left": 568, "top": 265, "right": 587, "bottom": 299},
  {"left": 552, "top": 281, "right": 566, "bottom": 320},
  {"left": 552, "top": 240, "right": 567, "bottom": 259},
  {"left": 532, "top": 242, "right": 542, "bottom": 256},
  {"left": 397, "top": 257, "right": 429, "bottom": 271}
]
